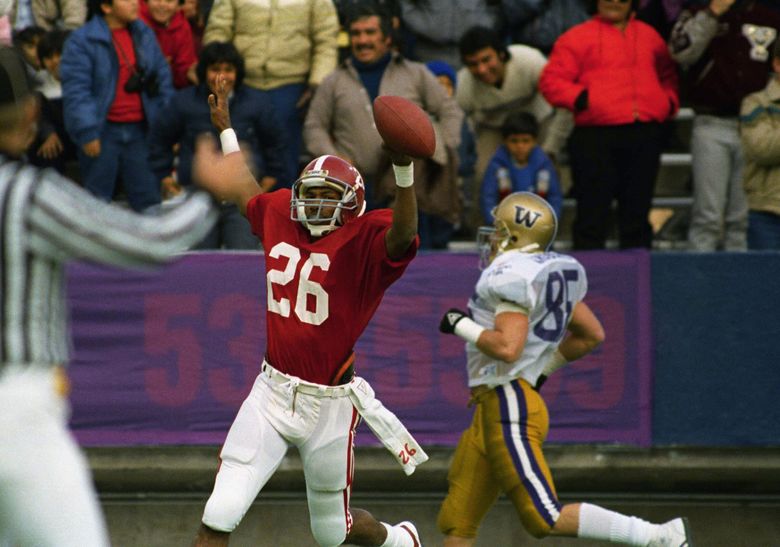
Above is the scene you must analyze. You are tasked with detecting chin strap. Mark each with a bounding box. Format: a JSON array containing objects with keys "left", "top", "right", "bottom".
[{"left": 306, "top": 222, "right": 338, "bottom": 237}]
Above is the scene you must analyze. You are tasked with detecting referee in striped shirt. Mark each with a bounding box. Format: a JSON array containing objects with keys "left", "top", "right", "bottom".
[{"left": 0, "top": 46, "right": 217, "bottom": 546}]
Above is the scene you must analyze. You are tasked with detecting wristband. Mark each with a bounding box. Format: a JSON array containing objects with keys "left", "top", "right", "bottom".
[
  {"left": 453, "top": 316, "right": 486, "bottom": 345},
  {"left": 220, "top": 128, "right": 240, "bottom": 155},
  {"left": 540, "top": 349, "right": 568, "bottom": 376},
  {"left": 392, "top": 162, "right": 414, "bottom": 188}
]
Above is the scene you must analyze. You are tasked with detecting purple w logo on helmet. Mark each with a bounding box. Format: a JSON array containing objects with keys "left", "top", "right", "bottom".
[{"left": 514, "top": 206, "right": 542, "bottom": 228}]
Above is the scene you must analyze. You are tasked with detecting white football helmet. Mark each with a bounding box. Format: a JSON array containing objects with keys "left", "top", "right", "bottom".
[
  {"left": 478, "top": 191, "right": 558, "bottom": 268},
  {"left": 290, "top": 155, "right": 367, "bottom": 237}
]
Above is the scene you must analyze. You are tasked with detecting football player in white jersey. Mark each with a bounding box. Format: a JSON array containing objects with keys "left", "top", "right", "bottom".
[{"left": 437, "top": 192, "right": 693, "bottom": 547}]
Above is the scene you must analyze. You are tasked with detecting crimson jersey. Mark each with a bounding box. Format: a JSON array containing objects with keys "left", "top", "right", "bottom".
[{"left": 246, "top": 189, "right": 418, "bottom": 384}]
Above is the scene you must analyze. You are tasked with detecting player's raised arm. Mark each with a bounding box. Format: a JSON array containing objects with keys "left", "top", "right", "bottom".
[
  {"left": 373, "top": 96, "right": 434, "bottom": 260},
  {"left": 196, "top": 73, "right": 264, "bottom": 215},
  {"left": 384, "top": 146, "right": 418, "bottom": 260},
  {"left": 192, "top": 136, "right": 261, "bottom": 215}
]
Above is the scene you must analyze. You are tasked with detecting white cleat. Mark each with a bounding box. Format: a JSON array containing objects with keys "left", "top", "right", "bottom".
[
  {"left": 648, "top": 517, "right": 693, "bottom": 547},
  {"left": 397, "top": 521, "right": 422, "bottom": 547}
]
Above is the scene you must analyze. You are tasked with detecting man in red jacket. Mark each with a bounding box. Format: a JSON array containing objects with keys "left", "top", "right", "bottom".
[{"left": 540, "top": 0, "right": 678, "bottom": 250}]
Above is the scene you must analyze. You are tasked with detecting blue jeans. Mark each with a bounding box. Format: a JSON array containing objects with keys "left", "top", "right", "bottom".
[
  {"left": 78, "top": 121, "right": 161, "bottom": 212},
  {"left": 748, "top": 210, "right": 780, "bottom": 250},
  {"left": 267, "top": 83, "right": 306, "bottom": 187}
]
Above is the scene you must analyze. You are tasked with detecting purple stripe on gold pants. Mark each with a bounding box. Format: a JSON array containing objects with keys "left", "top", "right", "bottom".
[{"left": 437, "top": 379, "right": 561, "bottom": 539}]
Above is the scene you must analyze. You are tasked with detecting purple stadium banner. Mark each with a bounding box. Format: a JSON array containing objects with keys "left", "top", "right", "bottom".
[{"left": 67, "top": 250, "right": 652, "bottom": 447}]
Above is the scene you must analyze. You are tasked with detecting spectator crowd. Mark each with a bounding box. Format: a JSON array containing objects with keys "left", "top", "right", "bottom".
[{"left": 3, "top": 0, "right": 780, "bottom": 250}]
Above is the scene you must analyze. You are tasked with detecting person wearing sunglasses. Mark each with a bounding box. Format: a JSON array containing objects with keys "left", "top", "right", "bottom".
[{"left": 539, "top": 0, "right": 679, "bottom": 251}]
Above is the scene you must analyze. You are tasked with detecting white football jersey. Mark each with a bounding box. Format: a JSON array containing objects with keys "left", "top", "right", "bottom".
[{"left": 466, "top": 249, "right": 588, "bottom": 387}]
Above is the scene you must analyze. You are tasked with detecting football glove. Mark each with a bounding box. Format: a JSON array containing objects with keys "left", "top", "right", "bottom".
[{"left": 439, "top": 308, "right": 468, "bottom": 334}]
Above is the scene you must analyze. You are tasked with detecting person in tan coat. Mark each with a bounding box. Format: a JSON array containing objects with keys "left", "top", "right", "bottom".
[
  {"left": 203, "top": 0, "right": 338, "bottom": 184},
  {"left": 6, "top": 0, "right": 86, "bottom": 31},
  {"left": 739, "top": 38, "right": 780, "bottom": 250}
]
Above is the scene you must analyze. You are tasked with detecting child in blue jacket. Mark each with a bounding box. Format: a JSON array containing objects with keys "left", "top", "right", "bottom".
[
  {"left": 480, "top": 111, "right": 563, "bottom": 223},
  {"left": 61, "top": 0, "right": 174, "bottom": 212}
]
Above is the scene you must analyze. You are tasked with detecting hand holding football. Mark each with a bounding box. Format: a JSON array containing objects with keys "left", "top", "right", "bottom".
[{"left": 373, "top": 96, "right": 436, "bottom": 159}]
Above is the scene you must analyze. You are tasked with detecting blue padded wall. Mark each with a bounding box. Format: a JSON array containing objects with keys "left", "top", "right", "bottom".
[{"left": 651, "top": 252, "right": 780, "bottom": 445}]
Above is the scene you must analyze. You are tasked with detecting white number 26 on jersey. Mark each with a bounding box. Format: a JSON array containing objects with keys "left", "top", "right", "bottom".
[{"left": 266, "top": 242, "right": 330, "bottom": 325}]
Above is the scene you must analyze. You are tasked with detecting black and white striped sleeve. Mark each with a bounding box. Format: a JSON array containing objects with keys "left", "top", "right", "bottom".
[{"left": 24, "top": 167, "right": 218, "bottom": 268}]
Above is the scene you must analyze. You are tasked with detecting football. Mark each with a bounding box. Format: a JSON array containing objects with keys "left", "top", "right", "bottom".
[{"left": 372, "top": 95, "right": 436, "bottom": 159}]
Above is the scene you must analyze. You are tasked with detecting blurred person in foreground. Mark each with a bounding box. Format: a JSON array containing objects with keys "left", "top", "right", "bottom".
[
  {"left": 437, "top": 191, "right": 693, "bottom": 547},
  {"left": 0, "top": 45, "right": 216, "bottom": 547},
  {"left": 192, "top": 72, "right": 426, "bottom": 547},
  {"left": 739, "top": 36, "right": 780, "bottom": 250}
]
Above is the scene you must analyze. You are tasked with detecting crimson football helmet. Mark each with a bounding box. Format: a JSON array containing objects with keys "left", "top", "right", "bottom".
[{"left": 290, "top": 155, "right": 367, "bottom": 236}]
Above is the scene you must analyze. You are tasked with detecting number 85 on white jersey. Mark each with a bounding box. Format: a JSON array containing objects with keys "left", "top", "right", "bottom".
[{"left": 466, "top": 250, "right": 588, "bottom": 387}]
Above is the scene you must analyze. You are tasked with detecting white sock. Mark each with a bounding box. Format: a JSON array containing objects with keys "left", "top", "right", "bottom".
[
  {"left": 379, "top": 522, "right": 413, "bottom": 547},
  {"left": 577, "top": 503, "right": 655, "bottom": 545}
]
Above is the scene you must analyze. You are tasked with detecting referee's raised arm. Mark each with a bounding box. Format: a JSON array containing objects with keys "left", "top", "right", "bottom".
[{"left": 24, "top": 169, "right": 218, "bottom": 268}]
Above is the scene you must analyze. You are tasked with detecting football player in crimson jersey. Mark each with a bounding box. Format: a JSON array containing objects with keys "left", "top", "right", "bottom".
[
  {"left": 191, "top": 76, "right": 424, "bottom": 547},
  {"left": 437, "top": 192, "right": 693, "bottom": 547}
]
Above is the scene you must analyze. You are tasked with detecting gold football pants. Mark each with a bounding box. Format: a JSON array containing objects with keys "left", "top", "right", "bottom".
[{"left": 437, "top": 379, "right": 561, "bottom": 539}]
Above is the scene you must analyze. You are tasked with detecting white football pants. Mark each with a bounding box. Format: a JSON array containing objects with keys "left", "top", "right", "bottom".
[{"left": 202, "top": 367, "right": 359, "bottom": 547}]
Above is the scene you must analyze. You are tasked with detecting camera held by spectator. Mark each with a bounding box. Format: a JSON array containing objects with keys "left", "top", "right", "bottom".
[{"left": 124, "top": 65, "right": 159, "bottom": 96}]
